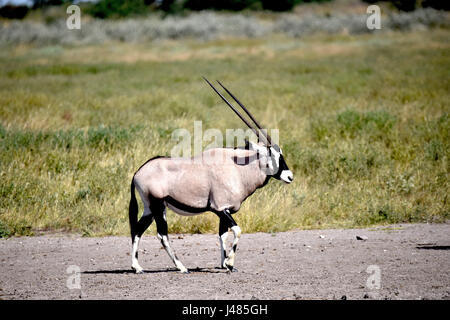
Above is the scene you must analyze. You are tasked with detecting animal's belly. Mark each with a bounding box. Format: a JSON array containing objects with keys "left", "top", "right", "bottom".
[{"left": 164, "top": 196, "right": 208, "bottom": 216}]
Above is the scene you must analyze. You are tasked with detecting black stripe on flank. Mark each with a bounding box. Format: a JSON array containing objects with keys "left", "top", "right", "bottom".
[{"left": 164, "top": 196, "right": 208, "bottom": 214}]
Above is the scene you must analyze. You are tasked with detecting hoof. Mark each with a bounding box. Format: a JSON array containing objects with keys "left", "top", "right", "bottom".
[
  {"left": 180, "top": 269, "right": 190, "bottom": 274},
  {"left": 225, "top": 264, "right": 238, "bottom": 273},
  {"left": 131, "top": 266, "right": 144, "bottom": 274}
]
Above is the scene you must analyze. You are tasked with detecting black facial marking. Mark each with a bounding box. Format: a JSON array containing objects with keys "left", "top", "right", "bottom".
[{"left": 272, "top": 154, "right": 289, "bottom": 180}]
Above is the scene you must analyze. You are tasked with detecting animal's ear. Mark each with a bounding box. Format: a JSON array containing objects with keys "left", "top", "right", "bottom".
[
  {"left": 272, "top": 144, "right": 281, "bottom": 154},
  {"left": 244, "top": 139, "right": 250, "bottom": 150},
  {"left": 247, "top": 140, "right": 268, "bottom": 156}
]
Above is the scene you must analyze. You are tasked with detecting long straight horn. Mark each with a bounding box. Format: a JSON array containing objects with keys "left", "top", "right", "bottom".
[
  {"left": 216, "top": 80, "right": 272, "bottom": 146},
  {"left": 202, "top": 77, "right": 260, "bottom": 139}
]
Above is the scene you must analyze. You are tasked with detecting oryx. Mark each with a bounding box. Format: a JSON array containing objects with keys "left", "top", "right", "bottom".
[{"left": 129, "top": 78, "right": 293, "bottom": 273}]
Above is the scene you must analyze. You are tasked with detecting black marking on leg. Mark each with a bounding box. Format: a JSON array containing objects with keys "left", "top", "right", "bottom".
[
  {"left": 219, "top": 217, "right": 229, "bottom": 236},
  {"left": 223, "top": 209, "right": 237, "bottom": 226},
  {"left": 215, "top": 209, "right": 237, "bottom": 227},
  {"left": 153, "top": 205, "right": 169, "bottom": 237},
  {"left": 136, "top": 213, "right": 154, "bottom": 238},
  {"left": 232, "top": 244, "right": 237, "bottom": 252}
]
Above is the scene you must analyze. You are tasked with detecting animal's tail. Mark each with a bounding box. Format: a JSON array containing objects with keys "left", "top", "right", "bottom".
[{"left": 129, "top": 177, "right": 138, "bottom": 242}]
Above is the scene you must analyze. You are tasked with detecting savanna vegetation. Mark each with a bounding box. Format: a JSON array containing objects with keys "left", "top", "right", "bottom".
[
  {"left": 0, "top": 1, "right": 449, "bottom": 237},
  {"left": 1, "top": 0, "right": 447, "bottom": 20}
]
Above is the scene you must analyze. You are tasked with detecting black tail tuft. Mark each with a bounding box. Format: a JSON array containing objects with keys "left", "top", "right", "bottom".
[{"left": 129, "top": 178, "right": 138, "bottom": 242}]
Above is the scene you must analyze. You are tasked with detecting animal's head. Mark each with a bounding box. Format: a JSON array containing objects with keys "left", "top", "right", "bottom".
[
  {"left": 203, "top": 77, "right": 293, "bottom": 184},
  {"left": 247, "top": 141, "right": 293, "bottom": 184}
]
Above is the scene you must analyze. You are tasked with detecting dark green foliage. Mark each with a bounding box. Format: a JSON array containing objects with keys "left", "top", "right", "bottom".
[
  {"left": 0, "top": 220, "right": 12, "bottom": 238},
  {"left": 183, "top": 0, "right": 334, "bottom": 12},
  {"left": 363, "top": 0, "right": 449, "bottom": 11},
  {"left": 157, "top": 0, "right": 185, "bottom": 13},
  {"left": 422, "top": 0, "right": 450, "bottom": 10},
  {"left": 32, "top": 0, "right": 67, "bottom": 9},
  {"left": 0, "top": 218, "right": 33, "bottom": 238},
  {"left": 261, "top": 0, "right": 303, "bottom": 12},
  {"left": 310, "top": 109, "right": 397, "bottom": 142},
  {"left": 88, "top": 0, "right": 150, "bottom": 19},
  {"left": 390, "top": 0, "right": 418, "bottom": 11},
  {"left": 337, "top": 110, "right": 396, "bottom": 138},
  {"left": 183, "top": 0, "right": 260, "bottom": 11},
  {"left": 0, "top": 5, "right": 29, "bottom": 19},
  {"left": 422, "top": 114, "right": 449, "bottom": 162},
  {"left": 87, "top": 0, "right": 315, "bottom": 16}
]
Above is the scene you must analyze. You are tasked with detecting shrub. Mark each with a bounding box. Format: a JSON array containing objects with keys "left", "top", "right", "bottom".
[
  {"left": 88, "top": 0, "right": 150, "bottom": 19},
  {"left": 0, "top": 9, "right": 448, "bottom": 46},
  {"left": 183, "top": 0, "right": 331, "bottom": 12},
  {"left": 390, "top": 0, "right": 418, "bottom": 12},
  {"left": 422, "top": 0, "right": 450, "bottom": 10},
  {"left": 184, "top": 0, "right": 261, "bottom": 11},
  {"left": 0, "top": 5, "right": 29, "bottom": 19},
  {"left": 261, "top": 0, "right": 302, "bottom": 12},
  {"left": 364, "top": 0, "right": 450, "bottom": 11},
  {"left": 0, "top": 220, "right": 12, "bottom": 238}
]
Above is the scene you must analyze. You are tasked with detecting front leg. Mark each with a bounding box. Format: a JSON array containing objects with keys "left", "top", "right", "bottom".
[
  {"left": 218, "top": 216, "right": 229, "bottom": 269},
  {"left": 226, "top": 225, "right": 241, "bottom": 272},
  {"left": 216, "top": 209, "right": 241, "bottom": 272}
]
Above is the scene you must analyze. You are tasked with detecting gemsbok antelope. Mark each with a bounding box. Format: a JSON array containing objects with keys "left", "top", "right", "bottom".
[{"left": 129, "top": 78, "right": 293, "bottom": 273}]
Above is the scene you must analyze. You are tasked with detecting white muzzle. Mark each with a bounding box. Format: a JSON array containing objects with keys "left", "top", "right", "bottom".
[{"left": 280, "top": 170, "right": 293, "bottom": 184}]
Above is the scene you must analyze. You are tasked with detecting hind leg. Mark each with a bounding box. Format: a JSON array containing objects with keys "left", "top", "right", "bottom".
[
  {"left": 153, "top": 201, "right": 189, "bottom": 274},
  {"left": 131, "top": 209, "right": 154, "bottom": 273},
  {"left": 131, "top": 191, "right": 154, "bottom": 273}
]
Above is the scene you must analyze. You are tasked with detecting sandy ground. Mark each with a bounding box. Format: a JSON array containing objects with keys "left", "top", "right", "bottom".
[{"left": 0, "top": 222, "right": 449, "bottom": 300}]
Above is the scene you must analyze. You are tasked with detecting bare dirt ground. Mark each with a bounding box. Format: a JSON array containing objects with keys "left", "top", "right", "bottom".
[{"left": 0, "top": 223, "right": 449, "bottom": 300}]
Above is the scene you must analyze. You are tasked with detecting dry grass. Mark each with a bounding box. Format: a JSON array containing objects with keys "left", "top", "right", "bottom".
[{"left": 0, "top": 29, "right": 449, "bottom": 237}]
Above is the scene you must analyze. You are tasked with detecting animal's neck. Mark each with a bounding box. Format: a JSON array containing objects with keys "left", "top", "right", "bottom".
[{"left": 239, "top": 160, "right": 269, "bottom": 199}]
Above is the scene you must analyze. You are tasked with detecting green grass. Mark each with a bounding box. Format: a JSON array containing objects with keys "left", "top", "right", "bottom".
[{"left": 0, "top": 30, "right": 449, "bottom": 237}]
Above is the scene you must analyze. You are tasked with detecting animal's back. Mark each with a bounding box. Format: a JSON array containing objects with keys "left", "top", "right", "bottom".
[{"left": 132, "top": 148, "right": 258, "bottom": 211}]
